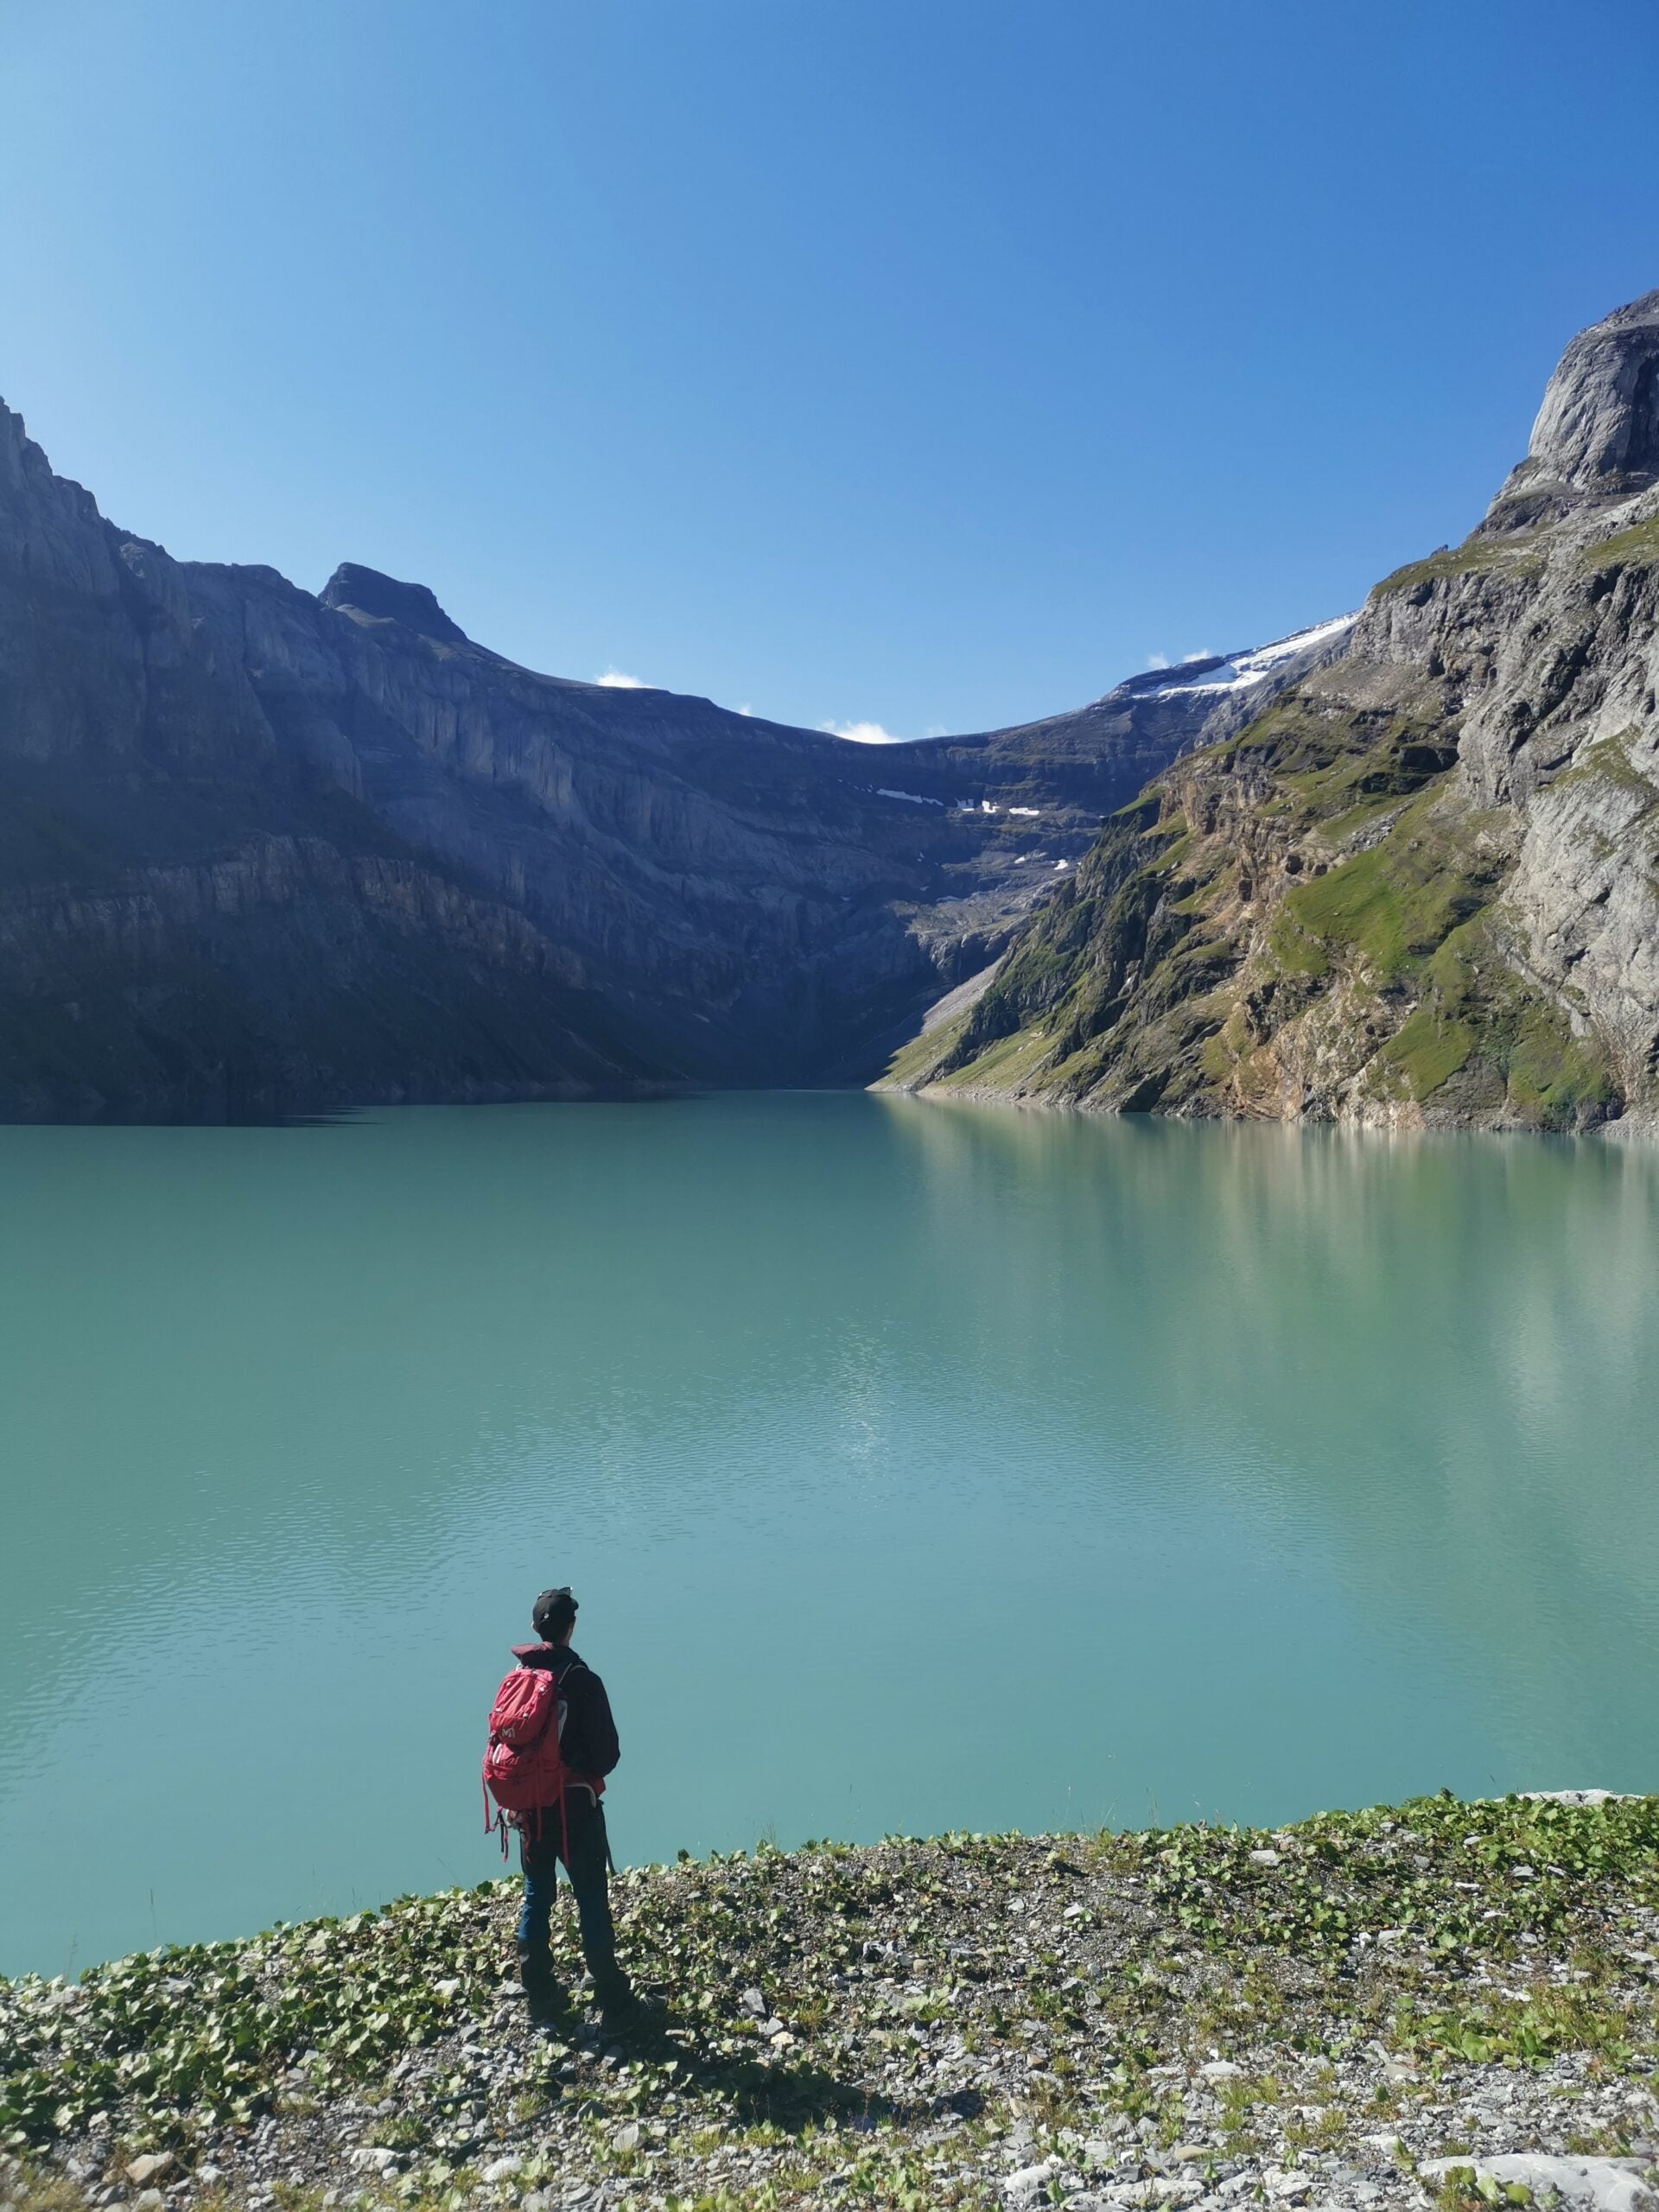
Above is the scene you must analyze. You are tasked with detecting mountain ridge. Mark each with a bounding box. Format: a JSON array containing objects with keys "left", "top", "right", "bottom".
[{"left": 0, "top": 397, "right": 1340, "bottom": 1118}]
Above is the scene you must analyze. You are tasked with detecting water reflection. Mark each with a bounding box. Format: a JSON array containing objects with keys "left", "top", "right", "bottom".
[
  {"left": 0, "top": 1096, "right": 1654, "bottom": 1975},
  {"left": 882, "top": 1098, "right": 1659, "bottom": 1756}
]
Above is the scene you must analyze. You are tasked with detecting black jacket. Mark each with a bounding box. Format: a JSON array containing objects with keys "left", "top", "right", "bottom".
[{"left": 510, "top": 1642, "right": 620, "bottom": 1783}]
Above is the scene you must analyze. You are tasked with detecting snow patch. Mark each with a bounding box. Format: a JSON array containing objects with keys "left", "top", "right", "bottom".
[
  {"left": 1143, "top": 613, "right": 1357, "bottom": 699},
  {"left": 876, "top": 788, "right": 943, "bottom": 806}
]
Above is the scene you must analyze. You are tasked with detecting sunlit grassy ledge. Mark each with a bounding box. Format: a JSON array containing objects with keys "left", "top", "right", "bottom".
[{"left": 4, "top": 1796, "right": 1658, "bottom": 2212}]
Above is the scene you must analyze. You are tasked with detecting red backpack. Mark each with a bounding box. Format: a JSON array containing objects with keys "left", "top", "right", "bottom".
[{"left": 481, "top": 1657, "right": 603, "bottom": 1845}]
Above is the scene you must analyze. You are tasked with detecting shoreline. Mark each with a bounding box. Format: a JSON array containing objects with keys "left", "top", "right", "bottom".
[
  {"left": 876, "top": 1074, "right": 1659, "bottom": 1142},
  {"left": 4, "top": 1793, "right": 1656, "bottom": 2212}
]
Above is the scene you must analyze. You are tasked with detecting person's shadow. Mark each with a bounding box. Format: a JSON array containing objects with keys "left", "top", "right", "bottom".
[{"left": 535, "top": 2005, "right": 984, "bottom": 2133}]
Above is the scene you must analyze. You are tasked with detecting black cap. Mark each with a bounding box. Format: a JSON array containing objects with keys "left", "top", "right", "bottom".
[{"left": 531, "top": 1586, "right": 577, "bottom": 1638}]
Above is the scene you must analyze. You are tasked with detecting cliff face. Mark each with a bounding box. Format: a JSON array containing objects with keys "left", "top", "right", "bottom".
[
  {"left": 0, "top": 402, "right": 1326, "bottom": 1118},
  {"left": 893, "top": 291, "right": 1659, "bottom": 1134}
]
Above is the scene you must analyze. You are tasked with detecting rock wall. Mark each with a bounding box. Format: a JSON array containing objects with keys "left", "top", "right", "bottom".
[{"left": 0, "top": 399, "right": 1328, "bottom": 1118}]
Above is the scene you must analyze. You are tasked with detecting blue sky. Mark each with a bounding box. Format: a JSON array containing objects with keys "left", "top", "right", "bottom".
[{"left": 5, "top": 1, "right": 1659, "bottom": 740}]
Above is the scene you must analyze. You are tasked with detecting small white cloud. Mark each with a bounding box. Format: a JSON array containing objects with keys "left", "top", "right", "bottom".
[
  {"left": 924, "top": 723, "right": 949, "bottom": 738},
  {"left": 1147, "top": 653, "right": 1170, "bottom": 670},
  {"left": 820, "top": 719, "right": 906, "bottom": 745},
  {"left": 594, "top": 667, "right": 647, "bottom": 688},
  {"left": 1181, "top": 649, "right": 1213, "bottom": 664},
  {"left": 735, "top": 702, "right": 753, "bottom": 716}
]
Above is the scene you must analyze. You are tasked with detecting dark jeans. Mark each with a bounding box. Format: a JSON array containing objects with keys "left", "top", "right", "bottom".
[{"left": 516, "top": 1788, "right": 623, "bottom": 1993}]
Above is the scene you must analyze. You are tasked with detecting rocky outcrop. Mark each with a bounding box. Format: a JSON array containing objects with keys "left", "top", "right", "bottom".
[
  {"left": 890, "top": 290, "right": 1659, "bottom": 1134},
  {"left": 1490, "top": 289, "right": 1659, "bottom": 527},
  {"left": 0, "top": 399, "right": 1325, "bottom": 1118}
]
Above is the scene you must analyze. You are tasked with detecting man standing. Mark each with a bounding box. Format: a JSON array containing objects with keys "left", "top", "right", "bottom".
[{"left": 507, "top": 1585, "right": 648, "bottom": 2029}]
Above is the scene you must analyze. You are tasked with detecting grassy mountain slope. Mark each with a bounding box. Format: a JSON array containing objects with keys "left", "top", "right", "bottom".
[{"left": 887, "top": 299, "right": 1659, "bottom": 1135}]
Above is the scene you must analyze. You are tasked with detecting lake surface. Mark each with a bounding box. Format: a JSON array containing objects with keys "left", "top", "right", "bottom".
[{"left": 3, "top": 1092, "right": 1657, "bottom": 1978}]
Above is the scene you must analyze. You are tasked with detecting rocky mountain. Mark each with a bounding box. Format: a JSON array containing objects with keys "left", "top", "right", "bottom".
[
  {"left": 890, "top": 289, "right": 1659, "bottom": 1135},
  {"left": 0, "top": 401, "right": 1332, "bottom": 1118}
]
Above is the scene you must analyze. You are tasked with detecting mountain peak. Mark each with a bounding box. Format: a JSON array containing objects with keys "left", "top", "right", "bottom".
[
  {"left": 320, "top": 563, "right": 469, "bottom": 645},
  {"left": 1507, "top": 288, "right": 1659, "bottom": 510}
]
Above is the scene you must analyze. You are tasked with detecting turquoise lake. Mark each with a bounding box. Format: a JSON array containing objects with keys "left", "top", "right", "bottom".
[{"left": 3, "top": 1091, "right": 1657, "bottom": 1979}]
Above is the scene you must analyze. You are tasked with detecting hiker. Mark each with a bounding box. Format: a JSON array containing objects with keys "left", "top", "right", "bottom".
[{"left": 482, "top": 1584, "right": 651, "bottom": 2029}]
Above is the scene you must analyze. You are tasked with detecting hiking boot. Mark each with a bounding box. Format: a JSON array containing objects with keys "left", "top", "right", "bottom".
[
  {"left": 515, "top": 1942, "right": 564, "bottom": 2018},
  {"left": 592, "top": 1979, "right": 665, "bottom": 2037}
]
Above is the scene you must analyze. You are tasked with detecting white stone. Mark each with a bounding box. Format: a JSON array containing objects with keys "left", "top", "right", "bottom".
[
  {"left": 1264, "top": 2172, "right": 1313, "bottom": 2202},
  {"left": 1201, "top": 2061, "right": 1245, "bottom": 2081},
  {"left": 1518, "top": 1789, "right": 1631, "bottom": 1808},
  {"left": 482, "top": 2157, "right": 524, "bottom": 2183},
  {"left": 611, "top": 2124, "right": 640, "bottom": 2153},
  {"left": 1249, "top": 1849, "right": 1282, "bottom": 1867},
  {"left": 1419, "top": 2158, "right": 1653, "bottom": 2212},
  {"left": 1006, "top": 2158, "right": 1065, "bottom": 2206},
  {"left": 125, "top": 2157, "right": 174, "bottom": 2187},
  {"left": 348, "top": 2148, "right": 398, "bottom": 2174}
]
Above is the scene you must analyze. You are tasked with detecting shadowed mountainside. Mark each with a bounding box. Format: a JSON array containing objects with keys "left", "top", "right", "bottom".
[{"left": 0, "top": 401, "right": 1340, "bottom": 1118}]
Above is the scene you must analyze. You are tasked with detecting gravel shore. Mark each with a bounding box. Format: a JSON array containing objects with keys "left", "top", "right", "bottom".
[{"left": 3, "top": 1792, "right": 1656, "bottom": 2212}]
